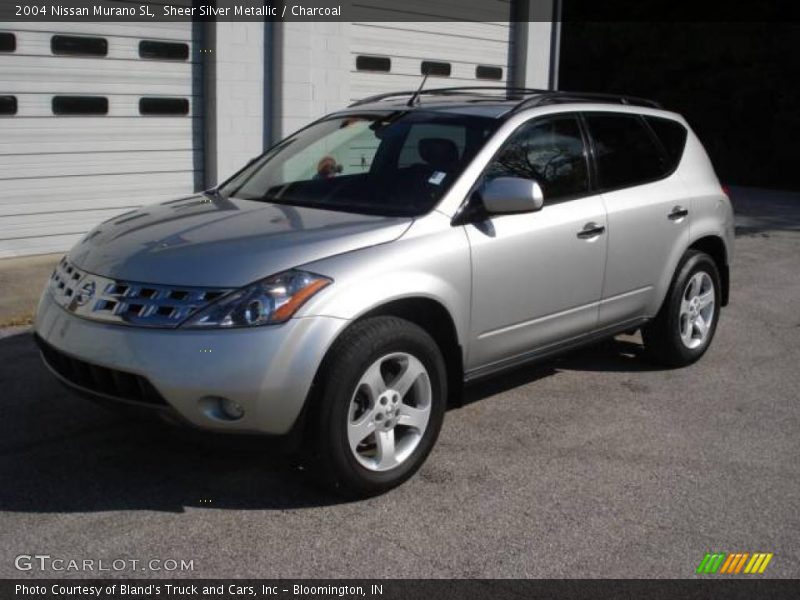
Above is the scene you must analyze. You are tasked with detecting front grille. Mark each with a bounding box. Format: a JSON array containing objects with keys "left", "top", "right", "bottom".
[
  {"left": 35, "top": 335, "right": 168, "bottom": 406},
  {"left": 49, "top": 257, "right": 231, "bottom": 327}
]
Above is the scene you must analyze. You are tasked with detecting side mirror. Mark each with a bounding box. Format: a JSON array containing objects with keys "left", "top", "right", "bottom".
[{"left": 480, "top": 177, "right": 544, "bottom": 214}]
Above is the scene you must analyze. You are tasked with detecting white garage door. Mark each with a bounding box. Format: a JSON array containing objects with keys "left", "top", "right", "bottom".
[
  {"left": 0, "top": 15, "right": 203, "bottom": 258},
  {"left": 350, "top": 1, "right": 514, "bottom": 102}
]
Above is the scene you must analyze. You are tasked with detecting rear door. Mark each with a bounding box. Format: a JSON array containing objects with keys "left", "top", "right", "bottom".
[{"left": 582, "top": 113, "right": 690, "bottom": 326}]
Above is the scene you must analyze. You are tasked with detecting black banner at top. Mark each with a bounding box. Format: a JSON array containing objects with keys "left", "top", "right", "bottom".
[{"left": 0, "top": 0, "right": 798, "bottom": 23}]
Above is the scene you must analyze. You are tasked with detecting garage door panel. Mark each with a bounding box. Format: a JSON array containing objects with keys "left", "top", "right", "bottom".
[
  {"left": 0, "top": 118, "right": 202, "bottom": 154},
  {"left": 6, "top": 29, "right": 201, "bottom": 63},
  {"left": 352, "top": 22, "right": 511, "bottom": 44},
  {"left": 350, "top": 2, "right": 512, "bottom": 105},
  {"left": 0, "top": 150, "right": 196, "bottom": 180},
  {"left": 0, "top": 20, "right": 202, "bottom": 257},
  {"left": 6, "top": 95, "right": 202, "bottom": 118},
  {"left": 0, "top": 173, "right": 197, "bottom": 205},
  {"left": 0, "top": 56, "right": 199, "bottom": 95},
  {"left": 351, "top": 55, "right": 508, "bottom": 79},
  {"left": 0, "top": 175, "right": 197, "bottom": 218},
  {"left": 7, "top": 23, "right": 193, "bottom": 42},
  {"left": 0, "top": 233, "right": 84, "bottom": 258},
  {"left": 352, "top": 26, "right": 510, "bottom": 66},
  {"left": 0, "top": 208, "right": 150, "bottom": 241},
  {"left": 0, "top": 192, "right": 191, "bottom": 219},
  {"left": 349, "top": 78, "right": 502, "bottom": 102}
]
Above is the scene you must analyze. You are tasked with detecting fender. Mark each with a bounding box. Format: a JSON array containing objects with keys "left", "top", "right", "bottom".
[
  {"left": 297, "top": 212, "right": 472, "bottom": 361},
  {"left": 287, "top": 220, "right": 470, "bottom": 435}
]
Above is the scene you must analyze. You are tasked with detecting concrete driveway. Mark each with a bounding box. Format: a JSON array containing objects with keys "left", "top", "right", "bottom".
[{"left": 0, "top": 187, "right": 798, "bottom": 578}]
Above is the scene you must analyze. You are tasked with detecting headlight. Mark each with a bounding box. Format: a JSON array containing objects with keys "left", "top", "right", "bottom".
[{"left": 180, "top": 270, "right": 331, "bottom": 328}]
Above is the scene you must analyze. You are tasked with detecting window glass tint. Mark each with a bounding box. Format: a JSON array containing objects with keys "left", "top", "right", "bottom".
[
  {"left": 356, "top": 55, "right": 390, "bottom": 72},
  {"left": 51, "top": 35, "right": 108, "bottom": 57},
  {"left": 421, "top": 61, "right": 451, "bottom": 76},
  {"left": 220, "top": 111, "right": 498, "bottom": 217},
  {"left": 485, "top": 116, "right": 589, "bottom": 202},
  {"left": 139, "top": 97, "right": 189, "bottom": 115},
  {"left": 0, "top": 32, "right": 15, "bottom": 52},
  {"left": 585, "top": 114, "right": 666, "bottom": 190},
  {"left": 139, "top": 40, "right": 189, "bottom": 60},
  {"left": 645, "top": 116, "right": 687, "bottom": 170},
  {"left": 52, "top": 96, "right": 108, "bottom": 115},
  {"left": 0, "top": 95, "right": 17, "bottom": 115},
  {"left": 476, "top": 65, "right": 502, "bottom": 80}
]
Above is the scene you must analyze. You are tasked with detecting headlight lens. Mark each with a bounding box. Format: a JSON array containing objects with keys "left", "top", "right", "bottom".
[{"left": 180, "top": 270, "right": 331, "bottom": 328}]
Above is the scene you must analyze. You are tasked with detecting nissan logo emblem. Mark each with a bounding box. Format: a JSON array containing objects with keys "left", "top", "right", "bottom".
[{"left": 75, "top": 280, "right": 96, "bottom": 306}]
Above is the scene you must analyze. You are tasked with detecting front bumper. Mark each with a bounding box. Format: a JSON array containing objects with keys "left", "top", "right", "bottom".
[{"left": 34, "top": 290, "right": 348, "bottom": 434}]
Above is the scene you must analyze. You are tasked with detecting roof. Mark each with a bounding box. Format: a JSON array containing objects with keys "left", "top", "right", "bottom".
[{"left": 342, "top": 87, "right": 662, "bottom": 119}]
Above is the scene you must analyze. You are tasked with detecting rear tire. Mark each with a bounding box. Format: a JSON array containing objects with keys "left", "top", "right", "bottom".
[
  {"left": 311, "top": 316, "right": 447, "bottom": 497},
  {"left": 643, "top": 250, "right": 721, "bottom": 367}
]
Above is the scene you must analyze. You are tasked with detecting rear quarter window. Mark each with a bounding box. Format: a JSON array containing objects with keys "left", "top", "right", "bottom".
[
  {"left": 645, "top": 116, "right": 688, "bottom": 171},
  {"left": 584, "top": 113, "right": 669, "bottom": 191}
]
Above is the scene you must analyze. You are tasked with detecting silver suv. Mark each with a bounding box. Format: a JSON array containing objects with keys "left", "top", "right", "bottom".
[{"left": 34, "top": 88, "right": 734, "bottom": 496}]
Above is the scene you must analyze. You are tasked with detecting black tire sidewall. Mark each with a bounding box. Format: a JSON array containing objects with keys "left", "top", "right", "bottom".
[{"left": 316, "top": 317, "right": 447, "bottom": 496}]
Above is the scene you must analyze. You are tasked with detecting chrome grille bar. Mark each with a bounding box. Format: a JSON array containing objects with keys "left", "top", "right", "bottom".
[{"left": 49, "top": 257, "right": 232, "bottom": 328}]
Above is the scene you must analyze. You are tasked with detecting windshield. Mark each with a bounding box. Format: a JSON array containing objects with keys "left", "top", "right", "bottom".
[{"left": 220, "top": 110, "right": 499, "bottom": 217}]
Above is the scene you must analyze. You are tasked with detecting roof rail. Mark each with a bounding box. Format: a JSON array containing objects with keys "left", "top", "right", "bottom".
[
  {"left": 347, "top": 86, "right": 662, "bottom": 112},
  {"left": 509, "top": 91, "right": 662, "bottom": 113},
  {"left": 348, "top": 86, "right": 549, "bottom": 107}
]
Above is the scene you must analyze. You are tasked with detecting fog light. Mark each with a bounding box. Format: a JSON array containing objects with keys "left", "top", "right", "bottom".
[
  {"left": 220, "top": 398, "right": 245, "bottom": 420},
  {"left": 199, "top": 396, "right": 245, "bottom": 421}
]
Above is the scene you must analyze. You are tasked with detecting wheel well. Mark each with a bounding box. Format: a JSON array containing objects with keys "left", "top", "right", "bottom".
[
  {"left": 689, "top": 235, "right": 729, "bottom": 306},
  {"left": 362, "top": 298, "right": 464, "bottom": 406}
]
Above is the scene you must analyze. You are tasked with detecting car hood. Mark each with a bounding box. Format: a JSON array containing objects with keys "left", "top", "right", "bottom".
[{"left": 68, "top": 195, "right": 412, "bottom": 287}]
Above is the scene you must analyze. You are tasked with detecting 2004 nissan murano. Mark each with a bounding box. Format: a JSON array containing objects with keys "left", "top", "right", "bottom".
[{"left": 34, "top": 88, "right": 734, "bottom": 496}]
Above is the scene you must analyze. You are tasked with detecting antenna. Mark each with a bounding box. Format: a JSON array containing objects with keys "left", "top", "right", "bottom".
[{"left": 407, "top": 73, "right": 429, "bottom": 107}]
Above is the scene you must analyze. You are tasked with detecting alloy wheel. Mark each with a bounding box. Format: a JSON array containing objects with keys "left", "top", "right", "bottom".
[
  {"left": 679, "top": 271, "right": 716, "bottom": 349},
  {"left": 347, "top": 352, "right": 432, "bottom": 472}
]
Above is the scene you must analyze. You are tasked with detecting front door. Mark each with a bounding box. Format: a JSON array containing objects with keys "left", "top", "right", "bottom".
[{"left": 465, "top": 114, "right": 608, "bottom": 372}]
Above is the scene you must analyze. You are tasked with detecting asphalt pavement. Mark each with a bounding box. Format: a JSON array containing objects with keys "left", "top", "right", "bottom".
[{"left": 0, "top": 187, "right": 798, "bottom": 578}]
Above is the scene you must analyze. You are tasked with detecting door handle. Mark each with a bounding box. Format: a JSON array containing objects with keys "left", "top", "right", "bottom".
[
  {"left": 577, "top": 222, "right": 606, "bottom": 239},
  {"left": 668, "top": 206, "right": 689, "bottom": 220}
]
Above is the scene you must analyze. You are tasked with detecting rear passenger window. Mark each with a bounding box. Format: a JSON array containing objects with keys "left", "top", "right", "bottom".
[
  {"left": 584, "top": 114, "right": 667, "bottom": 190},
  {"left": 485, "top": 116, "right": 589, "bottom": 202},
  {"left": 645, "top": 116, "right": 688, "bottom": 171}
]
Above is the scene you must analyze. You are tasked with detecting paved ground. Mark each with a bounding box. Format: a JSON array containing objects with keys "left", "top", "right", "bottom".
[
  {"left": 0, "top": 252, "right": 60, "bottom": 325},
  {"left": 0, "top": 188, "right": 798, "bottom": 579}
]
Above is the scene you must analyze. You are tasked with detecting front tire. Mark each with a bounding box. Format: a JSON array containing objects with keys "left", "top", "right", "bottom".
[
  {"left": 643, "top": 250, "right": 721, "bottom": 367},
  {"left": 312, "top": 316, "right": 447, "bottom": 497}
]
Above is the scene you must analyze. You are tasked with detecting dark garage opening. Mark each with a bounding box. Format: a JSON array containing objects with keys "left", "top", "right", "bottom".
[{"left": 559, "top": 21, "right": 800, "bottom": 190}]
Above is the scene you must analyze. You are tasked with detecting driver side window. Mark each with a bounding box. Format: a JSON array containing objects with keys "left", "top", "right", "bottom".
[{"left": 485, "top": 116, "right": 589, "bottom": 203}]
